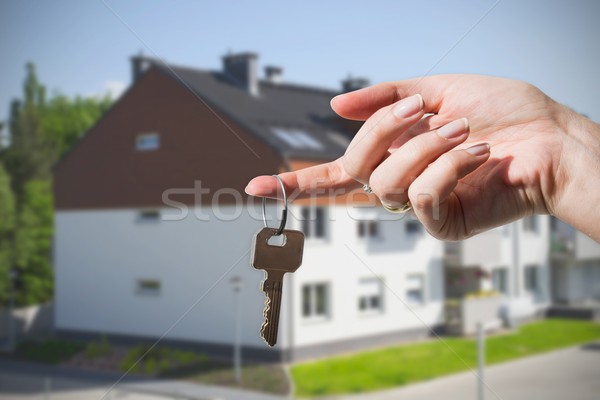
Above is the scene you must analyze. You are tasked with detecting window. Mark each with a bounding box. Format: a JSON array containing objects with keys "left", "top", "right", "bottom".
[
  {"left": 358, "top": 278, "right": 384, "bottom": 313},
  {"left": 138, "top": 210, "right": 160, "bottom": 222},
  {"left": 327, "top": 131, "right": 351, "bottom": 147},
  {"left": 272, "top": 127, "right": 323, "bottom": 150},
  {"left": 301, "top": 207, "right": 326, "bottom": 239},
  {"left": 406, "top": 274, "right": 425, "bottom": 305},
  {"left": 136, "top": 133, "right": 160, "bottom": 151},
  {"left": 358, "top": 220, "right": 379, "bottom": 239},
  {"left": 137, "top": 279, "right": 161, "bottom": 296},
  {"left": 406, "top": 220, "right": 423, "bottom": 235},
  {"left": 492, "top": 268, "right": 509, "bottom": 295},
  {"left": 524, "top": 265, "right": 539, "bottom": 294},
  {"left": 302, "top": 283, "right": 329, "bottom": 319},
  {"left": 523, "top": 216, "right": 539, "bottom": 233}
]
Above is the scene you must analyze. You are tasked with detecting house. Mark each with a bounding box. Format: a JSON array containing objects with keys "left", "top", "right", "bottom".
[
  {"left": 53, "top": 52, "right": 552, "bottom": 362},
  {"left": 549, "top": 217, "right": 600, "bottom": 311}
]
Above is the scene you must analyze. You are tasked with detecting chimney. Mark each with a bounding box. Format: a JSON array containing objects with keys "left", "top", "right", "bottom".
[
  {"left": 131, "top": 55, "right": 154, "bottom": 83},
  {"left": 264, "top": 65, "right": 283, "bottom": 84},
  {"left": 222, "top": 52, "right": 259, "bottom": 96},
  {"left": 341, "top": 76, "right": 370, "bottom": 93}
]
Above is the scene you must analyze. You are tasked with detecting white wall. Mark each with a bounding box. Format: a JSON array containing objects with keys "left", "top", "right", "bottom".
[
  {"left": 286, "top": 206, "right": 445, "bottom": 348},
  {"left": 459, "top": 218, "right": 551, "bottom": 313},
  {"left": 55, "top": 205, "right": 551, "bottom": 353},
  {"left": 576, "top": 231, "right": 600, "bottom": 260},
  {"left": 55, "top": 206, "right": 272, "bottom": 348},
  {"left": 55, "top": 204, "right": 444, "bottom": 351}
]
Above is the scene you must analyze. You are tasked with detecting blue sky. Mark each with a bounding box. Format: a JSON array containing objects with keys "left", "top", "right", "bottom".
[{"left": 1, "top": 0, "right": 599, "bottom": 128}]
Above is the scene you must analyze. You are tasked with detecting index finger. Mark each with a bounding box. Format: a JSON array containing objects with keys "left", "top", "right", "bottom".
[
  {"left": 331, "top": 76, "right": 452, "bottom": 120},
  {"left": 244, "top": 160, "right": 361, "bottom": 200}
]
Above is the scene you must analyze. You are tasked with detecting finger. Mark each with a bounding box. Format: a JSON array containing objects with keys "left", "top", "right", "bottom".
[
  {"left": 391, "top": 114, "right": 453, "bottom": 151},
  {"left": 368, "top": 118, "right": 470, "bottom": 206},
  {"left": 331, "top": 76, "right": 453, "bottom": 120},
  {"left": 408, "top": 143, "right": 491, "bottom": 239},
  {"left": 244, "top": 159, "right": 361, "bottom": 200},
  {"left": 341, "top": 94, "right": 425, "bottom": 183}
]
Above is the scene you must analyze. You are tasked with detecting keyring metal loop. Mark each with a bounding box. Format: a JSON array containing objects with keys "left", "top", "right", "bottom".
[{"left": 262, "top": 175, "right": 287, "bottom": 236}]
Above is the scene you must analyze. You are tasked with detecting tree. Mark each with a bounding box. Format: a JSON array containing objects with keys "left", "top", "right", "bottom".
[
  {"left": 13, "top": 180, "right": 53, "bottom": 305},
  {"left": 0, "top": 62, "right": 112, "bottom": 306},
  {"left": 2, "top": 63, "right": 55, "bottom": 200},
  {"left": 43, "top": 94, "right": 112, "bottom": 157},
  {"left": 0, "top": 164, "right": 16, "bottom": 305}
]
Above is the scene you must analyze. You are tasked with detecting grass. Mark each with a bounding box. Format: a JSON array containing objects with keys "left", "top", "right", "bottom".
[
  {"left": 15, "top": 339, "right": 84, "bottom": 364},
  {"left": 119, "top": 344, "right": 208, "bottom": 376},
  {"left": 291, "top": 319, "right": 600, "bottom": 397},
  {"left": 163, "top": 361, "right": 290, "bottom": 395}
]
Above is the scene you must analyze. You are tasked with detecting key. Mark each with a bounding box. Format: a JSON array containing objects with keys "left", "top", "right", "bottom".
[{"left": 251, "top": 227, "right": 304, "bottom": 347}]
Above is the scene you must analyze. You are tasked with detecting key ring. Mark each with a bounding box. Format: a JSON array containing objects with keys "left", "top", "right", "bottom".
[{"left": 262, "top": 175, "right": 287, "bottom": 236}]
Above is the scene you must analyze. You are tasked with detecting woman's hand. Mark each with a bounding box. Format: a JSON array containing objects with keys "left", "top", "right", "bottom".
[{"left": 246, "top": 74, "right": 600, "bottom": 241}]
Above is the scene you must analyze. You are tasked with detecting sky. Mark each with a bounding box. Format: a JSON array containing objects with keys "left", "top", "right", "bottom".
[{"left": 1, "top": 0, "right": 599, "bottom": 131}]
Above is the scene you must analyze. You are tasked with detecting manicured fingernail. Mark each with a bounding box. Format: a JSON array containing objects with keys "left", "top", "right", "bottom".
[
  {"left": 466, "top": 143, "right": 490, "bottom": 156},
  {"left": 437, "top": 118, "right": 469, "bottom": 139},
  {"left": 393, "top": 94, "right": 423, "bottom": 118}
]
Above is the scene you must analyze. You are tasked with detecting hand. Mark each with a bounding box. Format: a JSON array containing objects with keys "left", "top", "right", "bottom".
[{"left": 246, "top": 74, "right": 600, "bottom": 241}]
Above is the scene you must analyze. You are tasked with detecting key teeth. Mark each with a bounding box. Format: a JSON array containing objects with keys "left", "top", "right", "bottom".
[{"left": 259, "top": 292, "right": 272, "bottom": 345}]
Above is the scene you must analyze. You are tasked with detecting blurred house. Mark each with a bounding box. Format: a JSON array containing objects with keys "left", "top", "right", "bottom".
[
  {"left": 53, "top": 53, "right": 553, "bottom": 361},
  {"left": 549, "top": 217, "right": 600, "bottom": 311}
]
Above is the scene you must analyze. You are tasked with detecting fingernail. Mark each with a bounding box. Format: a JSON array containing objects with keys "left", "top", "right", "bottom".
[
  {"left": 437, "top": 118, "right": 469, "bottom": 139},
  {"left": 393, "top": 94, "right": 423, "bottom": 118},
  {"left": 465, "top": 143, "right": 490, "bottom": 156}
]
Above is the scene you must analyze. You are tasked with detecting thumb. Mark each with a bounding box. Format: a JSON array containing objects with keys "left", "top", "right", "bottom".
[{"left": 245, "top": 160, "right": 360, "bottom": 200}]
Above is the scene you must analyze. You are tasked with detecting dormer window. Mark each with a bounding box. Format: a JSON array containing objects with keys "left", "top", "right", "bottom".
[
  {"left": 271, "top": 127, "right": 323, "bottom": 150},
  {"left": 136, "top": 133, "right": 160, "bottom": 151}
]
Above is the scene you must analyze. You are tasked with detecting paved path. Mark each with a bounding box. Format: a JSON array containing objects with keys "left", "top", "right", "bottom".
[
  {"left": 334, "top": 342, "right": 600, "bottom": 400},
  {"left": 0, "top": 359, "right": 286, "bottom": 400}
]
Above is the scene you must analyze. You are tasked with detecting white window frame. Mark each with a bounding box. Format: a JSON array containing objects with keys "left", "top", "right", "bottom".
[
  {"left": 357, "top": 277, "right": 384, "bottom": 315},
  {"left": 524, "top": 265, "right": 540, "bottom": 295},
  {"left": 301, "top": 282, "right": 330, "bottom": 321},
  {"left": 357, "top": 220, "right": 380, "bottom": 240},
  {"left": 523, "top": 216, "right": 539, "bottom": 234},
  {"left": 491, "top": 267, "right": 509, "bottom": 295},
  {"left": 136, "top": 132, "right": 160, "bottom": 151},
  {"left": 300, "top": 206, "right": 327, "bottom": 241},
  {"left": 406, "top": 274, "right": 426, "bottom": 306}
]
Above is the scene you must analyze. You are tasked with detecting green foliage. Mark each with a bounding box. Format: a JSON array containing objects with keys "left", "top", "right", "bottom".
[
  {"left": 0, "top": 164, "right": 16, "bottom": 304},
  {"left": 0, "top": 62, "right": 112, "bottom": 307},
  {"left": 84, "top": 335, "right": 112, "bottom": 359},
  {"left": 17, "top": 339, "right": 84, "bottom": 364},
  {"left": 13, "top": 180, "right": 53, "bottom": 305},
  {"left": 119, "top": 344, "right": 207, "bottom": 376},
  {"left": 292, "top": 319, "right": 600, "bottom": 397},
  {"left": 42, "top": 94, "right": 111, "bottom": 157},
  {"left": 3, "top": 64, "right": 54, "bottom": 199}
]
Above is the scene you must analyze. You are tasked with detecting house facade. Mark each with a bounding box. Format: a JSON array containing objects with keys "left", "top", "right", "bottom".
[
  {"left": 53, "top": 53, "right": 552, "bottom": 362},
  {"left": 550, "top": 217, "right": 600, "bottom": 306}
]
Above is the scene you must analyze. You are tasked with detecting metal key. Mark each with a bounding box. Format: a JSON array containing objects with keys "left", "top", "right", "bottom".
[{"left": 251, "top": 227, "right": 304, "bottom": 347}]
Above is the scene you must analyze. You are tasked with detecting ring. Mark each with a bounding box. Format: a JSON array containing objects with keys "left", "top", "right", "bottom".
[
  {"left": 261, "top": 175, "right": 287, "bottom": 236},
  {"left": 382, "top": 201, "right": 412, "bottom": 214},
  {"left": 363, "top": 184, "right": 373, "bottom": 194}
]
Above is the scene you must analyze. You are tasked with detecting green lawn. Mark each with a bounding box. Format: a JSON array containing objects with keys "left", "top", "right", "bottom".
[{"left": 291, "top": 319, "right": 600, "bottom": 397}]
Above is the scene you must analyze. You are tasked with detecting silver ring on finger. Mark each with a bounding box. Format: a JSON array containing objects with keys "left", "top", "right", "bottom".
[{"left": 382, "top": 201, "right": 412, "bottom": 214}]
